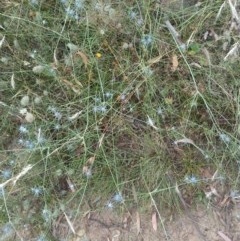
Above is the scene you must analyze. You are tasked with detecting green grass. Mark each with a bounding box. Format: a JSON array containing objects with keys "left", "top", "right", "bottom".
[{"left": 0, "top": 0, "right": 240, "bottom": 240}]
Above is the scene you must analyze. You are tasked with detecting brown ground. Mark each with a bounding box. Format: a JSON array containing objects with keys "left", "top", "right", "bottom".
[{"left": 50, "top": 201, "right": 240, "bottom": 241}]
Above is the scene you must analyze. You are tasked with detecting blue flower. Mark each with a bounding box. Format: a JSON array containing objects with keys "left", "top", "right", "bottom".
[
  {"left": 75, "top": 0, "right": 84, "bottom": 10},
  {"left": 31, "top": 187, "right": 43, "bottom": 196},
  {"left": 1, "top": 169, "right": 12, "bottom": 179},
  {"left": 230, "top": 190, "right": 240, "bottom": 198},
  {"left": 93, "top": 105, "right": 107, "bottom": 113},
  {"left": 141, "top": 34, "right": 153, "bottom": 47},
  {"left": 113, "top": 193, "right": 123, "bottom": 203},
  {"left": 60, "top": 0, "right": 68, "bottom": 5},
  {"left": 106, "top": 201, "right": 114, "bottom": 209},
  {"left": 9, "top": 160, "right": 15, "bottom": 166},
  {"left": 54, "top": 124, "right": 61, "bottom": 130},
  {"left": 37, "top": 136, "right": 45, "bottom": 144},
  {"left": 75, "top": 14, "right": 80, "bottom": 21},
  {"left": 48, "top": 106, "right": 56, "bottom": 112},
  {"left": 0, "top": 187, "right": 5, "bottom": 198},
  {"left": 94, "top": 4, "right": 100, "bottom": 10},
  {"left": 31, "top": 0, "right": 39, "bottom": 7},
  {"left": 136, "top": 18, "right": 143, "bottom": 26},
  {"left": 48, "top": 106, "right": 63, "bottom": 119},
  {"left": 54, "top": 111, "right": 62, "bottom": 120},
  {"left": 19, "top": 125, "right": 28, "bottom": 134},
  {"left": 157, "top": 107, "right": 163, "bottom": 116},
  {"left": 93, "top": 106, "right": 100, "bottom": 113},
  {"left": 184, "top": 175, "right": 198, "bottom": 184},
  {"left": 36, "top": 234, "right": 47, "bottom": 241},
  {"left": 129, "top": 11, "right": 137, "bottom": 19},
  {"left": 99, "top": 105, "right": 107, "bottom": 113},
  {"left": 42, "top": 209, "right": 52, "bottom": 223},
  {"left": 65, "top": 8, "right": 75, "bottom": 17},
  {"left": 25, "top": 140, "right": 35, "bottom": 150},
  {"left": 219, "top": 133, "right": 231, "bottom": 143},
  {"left": 1, "top": 223, "right": 13, "bottom": 238},
  {"left": 143, "top": 66, "right": 153, "bottom": 76},
  {"left": 93, "top": 97, "right": 101, "bottom": 102},
  {"left": 105, "top": 92, "right": 113, "bottom": 98},
  {"left": 18, "top": 138, "right": 24, "bottom": 145}
]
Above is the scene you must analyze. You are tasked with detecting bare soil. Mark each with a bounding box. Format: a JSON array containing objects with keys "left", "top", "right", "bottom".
[{"left": 50, "top": 201, "right": 240, "bottom": 241}]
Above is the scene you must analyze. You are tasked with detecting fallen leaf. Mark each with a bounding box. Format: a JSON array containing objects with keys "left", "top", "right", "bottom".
[
  {"left": 210, "top": 185, "right": 221, "bottom": 197},
  {"left": 132, "top": 183, "right": 138, "bottom": 204},
  {"left": 68, "top": 111, "right": 82, "bottom": 121},
  {"left": 11, "top": 74, "right": 15, "bottom": 89},
  {"left": 0, "top": 35, "right": 5, "bottom": 49},
  {"left": 152, "top": 212, "right": 157, "bottom": 232},
  {"left": 87, "top": 156, "right": 95, "bottom": 165},
  {"left": 136, "top": 211, "right": 141, "bottom": 234},
  {"left": 60, "top": 78, "right": 81, "bottom": 94},
  {"left": 75, "top": 51, "right": 89, "bottom": 68},
  {"left": 112, "top": 230, "right": 121, "bottom": 241},
  {"left": 64, "top": 212, "right": 76, "bottom": 234},
  {"left": 172, "top": 54, "right": 178, "bottom": 71},
  {"left": 53, "top": 48, "right": 59, "bottom": 66},
  {"left": 123, "top": 213, "right": 132, "bottom": 229},
  {"left": 66, "top": 178, "right": 76, "bottom": 192},
  {"left": 97, "top": 134, "right": 105, "bottom": 149},
  {"left": 220, "top": 196, "right": 230, "bottom": 207},
  {"left": 147, "top": 55, "right": 163, "bottom": 65},
  {"left": 217, "top": 231, "right": 232, "bottom": 241},
  {"left": 82, "top": 166, "right": 89, "bottom": 174},
  {"left": 173, "top": 138, "right": 194, "bottom": 145}
]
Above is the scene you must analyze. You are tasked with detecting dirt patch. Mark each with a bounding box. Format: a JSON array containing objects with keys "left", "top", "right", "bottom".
[{"left": 49, "top": 202, "right": 240, "bottom": 241}]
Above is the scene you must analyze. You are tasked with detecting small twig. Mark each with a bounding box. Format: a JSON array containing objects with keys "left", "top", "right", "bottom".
[{"left": 165, "top": 20, "right": 186, "bottom": 50}]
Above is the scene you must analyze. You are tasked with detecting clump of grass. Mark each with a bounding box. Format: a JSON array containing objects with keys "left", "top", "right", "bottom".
[{"left": 0, "top": 0, "right": 240, "bottom": 240}]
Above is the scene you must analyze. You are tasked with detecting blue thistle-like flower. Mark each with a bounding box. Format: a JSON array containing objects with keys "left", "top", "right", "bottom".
[
  {"left": 99, "top": 105, "right": 107, "bottom": 113},
  {"left": 1, "top": 223, "right": 13, "bottom": 238},
  {"left": 42, "top": 209, "right": 52, "bottom": 223},
  {"left": 36, "top": 235, "right": 47, "bottom": 241},
  {"left": 157, "top": 107, "right": 163, "bottom": 116},
  {"left": 141, "top": 34, "right": 153, "bottom": 47},
  {"left": 19, "top": 125, "right": 28, "bottom": 134},
  {"left": 1, "top": 169, "right": 12, "bottom": 179},
  {"left": 230, "top": 190, "right": 240, "bottom": 198},
  {"left": 136, "top": 18, "right": 143, "bottom": 26},
  {"left": 31, "top": 0, "right": 39, "bottom": 7},
  {"left": 31, "top": 187, "right": 43, "bottom": 196},
  {"left": 106, "top": 201, "right": 114, "bottom": 209},
  {"left": 105, "top": 92, "right": 113, "bottom": 98},
  {"left": 184, "top": 175, "right": 198, "bottom": 184},
  {"left": 0, "top": 187, "right": 5, "bottom": 198},
  {"left": 113, "top": 193, "right": 123, "bottom": 203},
  {"left": 75, "top": 0, "right": 84, "bottom": 10},
  {"left": 219, "top": 133, "right": 231, "bottom": 143},
  {"left": 18, "top": 138, "right": 24, "bottom": 145},
  {"left": 54, "top": 111, "right": 62, "bottom": 120},
  {"left": 129, "top": 11, "right": 137, "bottom": 19},
  {"left": 60, "top": 0, "right": 68, "bottom": 5},
  {"left": 25, "top": 140, "right": 35, "bottom": 150},
  {"left": 65, "top": 8, "right": 75, "bottom": 17},
  {"left": 54, "top": 124, "right": 61, "bottom": 130}
]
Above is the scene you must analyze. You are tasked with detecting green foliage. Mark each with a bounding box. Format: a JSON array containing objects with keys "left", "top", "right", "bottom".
[{"left": 0, "top": 0, "right": 239, "bottom": 240}]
